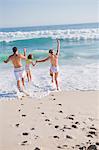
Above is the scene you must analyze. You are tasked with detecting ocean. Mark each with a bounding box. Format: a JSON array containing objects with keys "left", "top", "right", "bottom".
[{"left": 0, "top": 23, "right": 99, "bottom": 99}]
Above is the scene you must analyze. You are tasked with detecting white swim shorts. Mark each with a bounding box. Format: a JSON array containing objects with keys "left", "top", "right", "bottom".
[
  {"left": 50, "top": 66, "right": 59, "bottom": 73},
  {"left": 14, "top": 67, "right": 25, "bottom": 81}
]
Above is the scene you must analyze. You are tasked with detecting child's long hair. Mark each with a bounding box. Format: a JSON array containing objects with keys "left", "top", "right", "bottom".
[{"left": 27, "top": 54, "right": 32, "bottom": 59}]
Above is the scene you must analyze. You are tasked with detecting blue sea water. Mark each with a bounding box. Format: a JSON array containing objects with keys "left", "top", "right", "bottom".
[{"left": 0, "top": 23, "right": 99, "bottom": 99}]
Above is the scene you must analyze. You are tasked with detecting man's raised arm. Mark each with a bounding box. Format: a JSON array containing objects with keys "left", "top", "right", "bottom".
[
  {"left": 24, "top": 48, "right": 26, "bottom": 57},
  {"left": 56, "top": 39, "right": 60, "bottom": 56},
  {"left": 19, "top": 48, "right": 27, "bottom": 60}
]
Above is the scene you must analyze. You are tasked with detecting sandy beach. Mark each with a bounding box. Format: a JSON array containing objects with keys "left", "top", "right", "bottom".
[{"left": 0, "top": 91, "right": 99, "bottom": 150}]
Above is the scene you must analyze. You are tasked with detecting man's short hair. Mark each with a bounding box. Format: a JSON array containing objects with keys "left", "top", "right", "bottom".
[
  {"left": 49, "top": 49, "right": 53, "bottom": 54},
  {"left": 12, "top": 47, "right": 18, "bottom": 53}
]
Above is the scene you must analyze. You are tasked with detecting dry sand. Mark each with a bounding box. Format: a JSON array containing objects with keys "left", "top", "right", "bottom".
[{"left": 0, "top": 91, "right": 99, "bottom": 150}]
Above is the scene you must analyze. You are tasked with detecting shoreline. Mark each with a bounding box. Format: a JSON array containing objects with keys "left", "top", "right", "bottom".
[
  {"left": 0, "top": 89, "right": 99, "bottom": 101},
  {"left": 0, "top": 91, "right": 99, "bottom": 150}
]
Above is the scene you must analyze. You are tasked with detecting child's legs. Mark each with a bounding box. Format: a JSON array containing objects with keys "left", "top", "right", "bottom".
[
  {"left": 55, "top": 72, "right": 59, "bottom": 90},
  {"left": 26, "top": 72, "right": 29, "bottom": 82},
  {"left": 22, "top": 78, "right": 25, "bottom": 87},
  {"left": 29, "top": 70, "right": 32, "bottom": 81}
]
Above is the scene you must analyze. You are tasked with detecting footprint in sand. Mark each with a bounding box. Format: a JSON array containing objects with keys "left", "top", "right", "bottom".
[
  {"left": 37, "top": 107, "right": 40, "bottom": 109},
  {"left": 34, "top": 135, "right": 39, "bottom": 140},
  {"left": 79, "top": 146, "right": 86, "bottom": 150},
  {"left": 57, "top": 146, "right": 62, "bottom": 149},
  {"left": 86, "top": 140, "right": 91, "bottom": 145},
  {"left": 58, "top": 104, "right": 62, "bottom": 106},
  {"left": 31, "top": 128, "right": 35, "bottom": 131},
  {"left": 21, "top": 140, "right": 28, "bottom": 144},
  {"left": 83, "top": 121, "right": 86, "bottom": 125},
  {"left": 92, "top": 124, "right": 95, "bottom": 127},
  {"left": 57, "top": 145, "right": 68, "bottom": 149},
  {"left": 72, "top": 124, "right": 78, "bottom": 129},
  {"left": 63, "top": 125, "right": 71, "bottom": 130},
  {"left": 86, "top": 134, "right": 93, "bottom": 138},
  {"left": 41, "top": 112, "right": 45, "bottom": 115},
  {"left": 21, "top": 143, "right": 25, "bottom": 146},
  {"left": 90, "top": 127, "right": 97, "bottom": 131},
  {"left": 45, "top": 119, "right": 50, "bottom": 122},
  {"left": 48, "top": 123, "right": 52, "bottom": 126},
  {"left": 58, "top": 110, "right": 63, "bottom": 113},
  {"left": 21, "top": 140, "right": 31, "bottom": 146},
  {"left": 53, "top": 135, "right": 59, "bottom": 139},
  {"left": 88, "top": 117, "right": 94, "bottom": 121},
  {"left": 75, "top": 145, "right": 80, "bottom": 148},
  {"left": 75, "top": 121, "right": 80, "bottom": 125},
  {"left": 66, "top": 116, "right": 74, "bottom": 120},
  {"left": 96, "top": 142, "right": 99, "bottom": 146},
  {"left": 63, "top": 145, "right": 68, "bottom": 148},
  {"left": 66, "top": 135, "right": 73, "bottom": 139},
  {"left": 71, "top": 146, "right": 75, "bottom": 149},
  {"left": 87, "top": 145, "right": 97, "bottom": 150},
  {"left": 22, "top": 114, "right": 26, "bottom": 117},
  {"left": 34, "top": 147, "right": 40, "bottom": 150},
  {"left": 88, "top": 131, "right": 97, "bottom": 136},
  {"left": 22, "top": 132, "right": 29, "bottom": 136},
  {"left": 16, "top": 123, "right": 19, "bottom": 127},
  {"left": 55, "top": 125, "right": 59, "bottom": 129},
  {"left": 60, "top": 129, "right": 65, "bottom": 132},
  {"left": 82, "top": 127, "right": 86, "bottom": 131}
]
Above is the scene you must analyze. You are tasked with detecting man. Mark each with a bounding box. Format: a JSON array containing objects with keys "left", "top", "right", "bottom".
[
  {"left": 4, "top": 47, "right": 26, "bottom": 91},
  {"left": 36, "top": 39, "right": 60, "bottom": 90}
]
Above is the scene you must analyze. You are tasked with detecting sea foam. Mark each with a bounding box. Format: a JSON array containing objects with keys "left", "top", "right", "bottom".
[
  {"left": 0, "top": 28, "right": 99, "bottom": 42},
  {"left": 0, "top": 63, "right": 99, "bottom": 100}
]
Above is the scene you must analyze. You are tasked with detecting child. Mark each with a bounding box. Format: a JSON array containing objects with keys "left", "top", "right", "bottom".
[{"left": 25, "top": 54, "right": 36, "bottom": 82}]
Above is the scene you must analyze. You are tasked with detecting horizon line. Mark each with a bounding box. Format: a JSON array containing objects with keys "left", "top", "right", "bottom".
[{"left": 0, "top": 22, "right": 99, "bottom": 29}]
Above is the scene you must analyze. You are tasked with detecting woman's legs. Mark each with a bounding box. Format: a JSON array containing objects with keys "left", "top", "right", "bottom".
[
  {"left": 50, "top": 69, "right": 54, "bottom": 83},
  {"left": 55, "top": 72, "right": 59, "bottom": 90}
]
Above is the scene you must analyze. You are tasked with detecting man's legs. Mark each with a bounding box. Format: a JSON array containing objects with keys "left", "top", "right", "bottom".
[{"left": 17, "top": 80, "right": 21, "bottom": 91}]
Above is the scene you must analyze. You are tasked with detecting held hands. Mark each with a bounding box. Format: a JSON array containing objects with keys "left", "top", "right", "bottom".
[
  {"left": 33, "top": 61, "right": 37, "bottom": 66},
  {"left": 35, "top": 60, "right": 39, "bottom": 64},
  {"left": 32, "top": 61, "right": 37, "bottom": 66},
  {"left": 36, "top": 60, "right": 38, "bottom": 63},
  {"left": 4, "top": 60, "right": 7, "bottom": 63}
]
